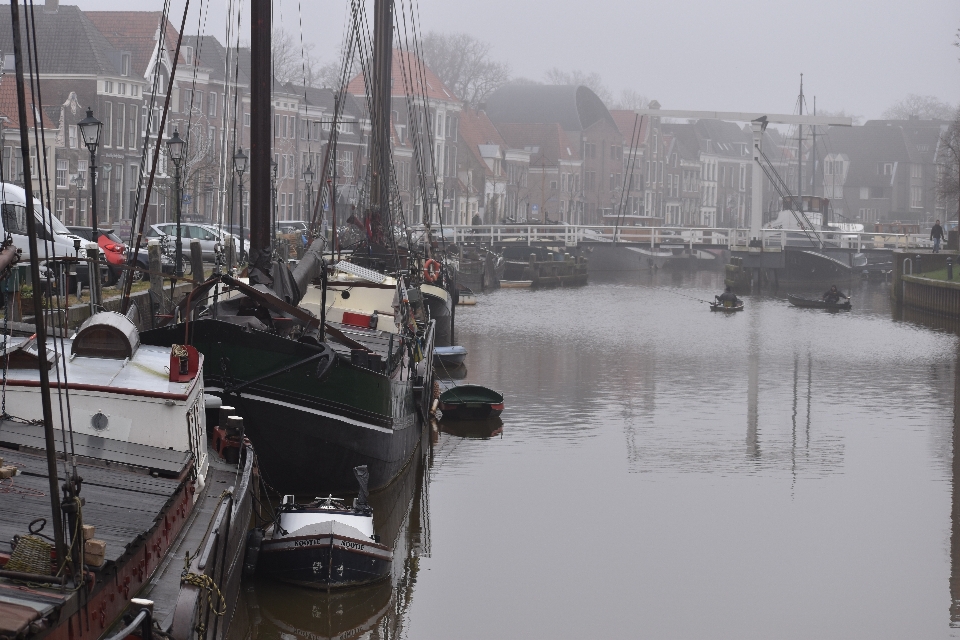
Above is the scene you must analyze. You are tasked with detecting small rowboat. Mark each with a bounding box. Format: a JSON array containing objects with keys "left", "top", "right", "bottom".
[
  {"left": 787, "top": 294, "right": 852, "bottom": 310},
  {"left": 710, "top": 301, "right": 744, "bottom": 312},
  {"left": 500, "top": 280, "right": 533, "bottom": 289},
  {"left": 438, "top": 384, "right": 504, "bottom": 420},
  {"left": 434, "top": 345, "right": 467, "bottom": 367},
  {"left": 457, "top": 291, "right": 477, "bottom": 305}
]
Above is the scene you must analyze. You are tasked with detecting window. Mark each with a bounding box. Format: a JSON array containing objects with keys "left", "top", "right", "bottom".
[
  {"left": 132, "top": 85, "right": 138, "bottom": 97},
  {"left": 121, "top": 53, "right": 130, "bottom": 76},
  {"left": 244, "top": 112, "right": 250, "bottom": 127},
  {"left": 67, "top": 198, "right": 76, "bottom": 223},
  {"left": 2, "top": 204, "right": 28, "bottom": 235},
  {"left": 182, "top": 89, "right": 193, "bottom": 113},
  {"left": 860, "top": 186, "right": 869, "bottom": 200},
  {"left": 739, "top": 165, "right": 746, "bottom": 191},
  {"left": 911, "top": 185, "right": 922, "bottom": 208},
  {"left": 128, "top": 113, "right": 136, "bottom": 148},
  {"left": 104, "top": 80, "right": 113, "bottom": 93},
  {"left": 208, "top": 92, "right": 217, "bottom": 117},
  {"left": 911, "top": 164, "right": 921, "bottom": 179},
  {"left": 79, "top": 198, "right": 87, "bottom": 224},
  {"left": 116, "top": 103, "right": 125, "bottom": 148},
  {"left": 103, "top": 101, "right": 113, "bottom": 147},
  {"left": 55, "top": 198, "right": 65, "bottom": 220},
  {"left": 118, "top": 83, "right": 126, "bottom": 95},
  {"left": 56, "top": 159, "right": 68, "bottom": 187},
  {"left": 68, "top": 125, "right": 78, "bottom": 149}
]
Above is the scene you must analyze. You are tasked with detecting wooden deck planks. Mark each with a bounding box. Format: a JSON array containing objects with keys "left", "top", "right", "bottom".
[{"left": 0, "top": 443, "right": 184, "bottom": 565}]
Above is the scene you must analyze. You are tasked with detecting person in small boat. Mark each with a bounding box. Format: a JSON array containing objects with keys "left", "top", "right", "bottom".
[
  {"left": 715, "top": 286, "right": 740, "bottom": 307},
  {"left": 822, "top": 285, "right": 849, "bottom": 305}
]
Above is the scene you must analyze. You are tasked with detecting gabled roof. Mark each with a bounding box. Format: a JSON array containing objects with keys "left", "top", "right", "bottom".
[
  {"left": 695, "top": 119, "right": 751, "bottom": 159},
  {"left": 85, "top": 11, "right": 181, "bottom": 78},
  {"left": 458, "top": 108, "right": 506, "bottom": 176},
  {"left": 0, "top": 4, "right": 121, "bottom": 76},
  {"left": 609, "top": 109, "right": 648, "bottom": 145},
  {"left": 495, "top": 122, "right": 580, "bottom": 167},
  {"left": 0, "top": 78, "right": 56, "bottom": 129},
  {"left": 181, "top": 36, "right": 248, "bottom": 85},
  {"left": 821, "top": 125, "right": 911, "bottom": 186},
  {"left": 346, "top": 50, "right": 458, "bottom": 104},
  {"left": 484, "top": 84, "right": 614, "bottom": 132},
  {"left": 660, "top": 122, "right": 700, "bottom": 162}
]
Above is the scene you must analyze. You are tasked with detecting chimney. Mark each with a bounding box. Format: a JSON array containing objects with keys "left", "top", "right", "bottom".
[{"left": 44, "top": 0, "right": 58, "bottom": 13}]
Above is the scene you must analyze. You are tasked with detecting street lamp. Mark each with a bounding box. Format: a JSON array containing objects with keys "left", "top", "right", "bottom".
[
  {"left": 166, "top": 129, "right": 186, "bottom": 277},
  {"left": 233, "top": 148, "right": 247, "bottom": 264},
  {"left": 77, "top": 108, "right": 102, "bottom": 237}
]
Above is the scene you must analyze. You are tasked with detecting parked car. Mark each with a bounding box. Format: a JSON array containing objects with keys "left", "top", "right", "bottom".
[
  {"left": 144, "top": 222, "right": 249, "bottom": 269},
  {"left": 0, "top": 182, "right": 105, "bottom": 288},
  {"left": 67, "top": 226, "right": 174, "bottom": 283}
]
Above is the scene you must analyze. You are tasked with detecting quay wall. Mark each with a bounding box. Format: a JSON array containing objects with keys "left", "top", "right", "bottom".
[
  {"left": 24, "top": 281, "right": 194, "bottom": 334},
  {"left": 891, "top": 250, "right": 959, "bottom": 305},
  {"left": 900, "top": 275, "right": 960, "bottom": 318}
]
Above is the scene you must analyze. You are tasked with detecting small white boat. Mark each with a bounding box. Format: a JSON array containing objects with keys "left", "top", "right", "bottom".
[{"left": 257, "top": 466, "right": 392, "bottom": 589}]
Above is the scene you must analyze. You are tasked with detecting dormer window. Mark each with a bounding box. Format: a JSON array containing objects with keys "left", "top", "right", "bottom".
[{"left": 121, "top": 53, "right": 130, "bottom": 77}]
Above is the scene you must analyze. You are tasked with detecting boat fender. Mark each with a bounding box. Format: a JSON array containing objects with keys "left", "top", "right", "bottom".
[
  {"left": 243, "top": 529, "right": 264, "bottom": 576},
  {"left": 423, "top": 259, "right": 441, "bottom": 283}
]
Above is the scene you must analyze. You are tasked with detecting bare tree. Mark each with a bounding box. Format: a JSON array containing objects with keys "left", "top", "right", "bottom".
[
  {"left": 543, "top": 68, "right": 612, "bottom": 104},
  {"left": 816, "top": 108, "right": 863, "bottom": 126},
  {"left": 418, "top": 32, "right": 510, "bottom": 108},
  {"left": 939, "top": 109, "right": 960, "bottom": 225},
  {"left": 271, "top": 27, "right": 323, "bottom": 86},
  {"left": 611, "top": 89, "right": 648, "bottom": 111},
  {"left": 882, "top": 94, "right": 956, "bottom": 121}
]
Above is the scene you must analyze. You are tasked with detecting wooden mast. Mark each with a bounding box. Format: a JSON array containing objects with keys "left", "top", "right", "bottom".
[
  {"left": 249, "top": 0, "right": 271, "bottom": 267},
  {"left": 367, "top": 0, "right": 393, "bottom": 248},
  {"left": 8, "top": 0, "right": 67, "bottom": 565}
]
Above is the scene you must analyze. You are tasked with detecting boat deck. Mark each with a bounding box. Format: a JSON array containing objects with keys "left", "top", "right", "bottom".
[
  {"left": 0, "top": 420, "right": 193, "bottom": 640},
  {"left": 0, "top": 421, "right": 190, "bottom": 567}
]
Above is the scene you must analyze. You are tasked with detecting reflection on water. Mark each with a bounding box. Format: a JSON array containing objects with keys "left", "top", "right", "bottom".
[
  {"left": 239, "top": 270, "right": 960, "bottom": 639},
  {"left": 241, "top": 445, "right": 429, "bottom": 640}
]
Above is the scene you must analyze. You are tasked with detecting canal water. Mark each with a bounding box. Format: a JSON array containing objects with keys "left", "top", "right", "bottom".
[{"left": 243, "top": 270, "right": 960, "bottom": 639}]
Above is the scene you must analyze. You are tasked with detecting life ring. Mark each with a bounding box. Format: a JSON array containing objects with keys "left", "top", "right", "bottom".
[{"left": 423, "top": 259, "right": 440, "bottom": 283}]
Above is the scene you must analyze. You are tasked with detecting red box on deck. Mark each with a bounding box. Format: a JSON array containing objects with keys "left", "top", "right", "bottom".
[{"left": 341, "top": 311, "right": 371, "bottom": 328}]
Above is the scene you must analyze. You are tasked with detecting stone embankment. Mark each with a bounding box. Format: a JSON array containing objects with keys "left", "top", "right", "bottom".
[{"left": 891, "top": 250, "right": 960, "bottom": 317}]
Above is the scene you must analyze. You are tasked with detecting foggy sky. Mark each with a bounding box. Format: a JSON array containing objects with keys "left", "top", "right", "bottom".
[{"left": 72, "top": 0, "right": 960, "bottom": 121}]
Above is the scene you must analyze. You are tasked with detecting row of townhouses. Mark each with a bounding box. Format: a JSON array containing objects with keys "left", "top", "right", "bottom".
[{"left": 0, "top": 1, "right": 953, "bottom": 237}]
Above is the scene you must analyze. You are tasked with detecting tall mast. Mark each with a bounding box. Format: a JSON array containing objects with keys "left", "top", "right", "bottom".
[
  {"left": 9, "top": 0, "right": 67, "bottom": 565},
  {"left": 249, "top": 0, "right": 271, "bottom": 266},
  {"left": 812, "top": 96, "right": 817, "bottom": 199},
  {"left": 368, "top": 0, "right": 393, "bottom": 246},
  {"left": 797, "top": 74, "right": 803, "bottom": 201}
]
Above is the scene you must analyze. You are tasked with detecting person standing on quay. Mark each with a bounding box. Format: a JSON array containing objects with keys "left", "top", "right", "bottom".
[{"left": 931, "top": 219, "right": 946, "bottom": 253}]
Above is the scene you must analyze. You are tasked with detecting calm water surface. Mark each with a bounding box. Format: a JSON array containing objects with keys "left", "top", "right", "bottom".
[{"left": 244, "top": 270, "right": 960, "bottom": 639}]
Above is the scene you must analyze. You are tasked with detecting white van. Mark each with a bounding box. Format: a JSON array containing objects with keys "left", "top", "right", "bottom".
[{"left": 0, "top": 182, "right": 104, "bottom": 286}]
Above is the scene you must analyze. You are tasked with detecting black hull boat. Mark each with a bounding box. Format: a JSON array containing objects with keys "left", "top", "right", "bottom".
[
  {"left": 259, "top": 521, "right": 392, "bottom": 589},
  {"left": 710, "top": 302, "right": 744, "bottom": 312},
  {"left": 438, "top": 384, "right": 504, "bottom": 420},
  {"left": 142, "top": 315, "right": 426, "bottom": 494},
  {"left": 258, "top": 467, "right": 393, "bottom": 589},
  {"left": 787, "top": 294, "right": 852, "bottom": 310}
]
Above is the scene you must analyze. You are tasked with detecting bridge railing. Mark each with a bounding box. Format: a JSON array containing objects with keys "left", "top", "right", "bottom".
[{"left": 437, "top": 225, "right": 933, "bottom": 251}]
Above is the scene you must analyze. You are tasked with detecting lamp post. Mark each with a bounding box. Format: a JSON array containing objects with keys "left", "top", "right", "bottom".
[
  {"left": 77, "top": 108, "right": 102, "bottom": 237},
  {"left": 233, "top": 148, "right": 247, "bottom": 265},
  {"left": 303, "top": 162, "right": 314, "bottom": 230},
  {"left": 270, "top": 159, "right": 278, "bottom": 246},
  {"left": 166, "top": 129, "right": 186, "bottom": 277}
]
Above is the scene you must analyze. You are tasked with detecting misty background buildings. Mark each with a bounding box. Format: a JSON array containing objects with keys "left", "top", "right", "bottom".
[{"left": 0, "top": 0, "right": 957, "bottom": 236}]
